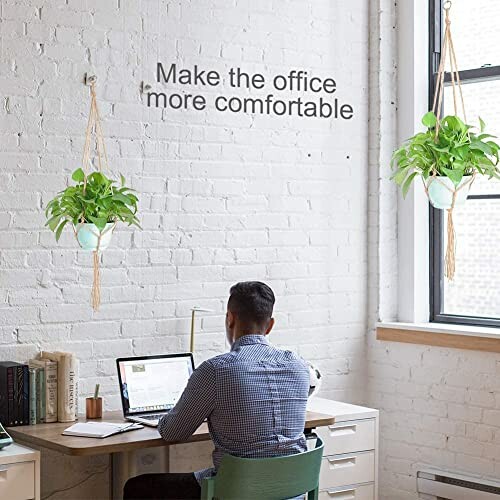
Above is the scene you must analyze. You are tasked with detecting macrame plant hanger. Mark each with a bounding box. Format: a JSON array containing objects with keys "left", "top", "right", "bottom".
[
  {"left": 78, "top": 76, "right": 116, "bottom": 311},
  {"left": 427, "top": 0, "right": 474, "bottom": 281}
]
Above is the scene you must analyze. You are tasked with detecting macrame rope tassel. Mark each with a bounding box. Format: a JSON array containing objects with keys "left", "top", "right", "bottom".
[
  {"left": 91, "top": 250, "right": 101, "bottom": 311},
  {"left": 444, "top": 208, "right": 456, "bottom": 280}
]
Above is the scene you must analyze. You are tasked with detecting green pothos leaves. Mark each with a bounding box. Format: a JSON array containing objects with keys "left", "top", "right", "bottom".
[
  {"left": 45, "top": 169, "right": 141, "bottom": 241},
  {"left": 391, "top": 112, "right": 500, "bottom": 198}
]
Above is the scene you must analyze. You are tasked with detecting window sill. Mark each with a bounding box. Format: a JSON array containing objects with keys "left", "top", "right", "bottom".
[{"left": 376, "top": 322, "right": 500, "bottom": 353}]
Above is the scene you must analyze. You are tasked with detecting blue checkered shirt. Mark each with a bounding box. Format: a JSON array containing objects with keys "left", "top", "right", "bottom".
[{"left": 158, "top": 334, "right": 310, "bottom": 484}]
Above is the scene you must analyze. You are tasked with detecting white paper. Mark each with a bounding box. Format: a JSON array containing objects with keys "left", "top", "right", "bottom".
[{"left": 62, "top": 421, "right": 142, "bottom": 438}]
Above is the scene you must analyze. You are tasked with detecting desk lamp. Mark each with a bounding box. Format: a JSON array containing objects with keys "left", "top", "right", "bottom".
[{"left": 190, "top": 307, "right": 213, "bottom": 353}]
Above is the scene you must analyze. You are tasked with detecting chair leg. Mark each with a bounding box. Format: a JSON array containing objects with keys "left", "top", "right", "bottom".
[
  {"left": 308, "top": 487, "right": 319, "bottom": 500},
  {"left": 201, "top": 478, "right": 215, "bottom": 500}
]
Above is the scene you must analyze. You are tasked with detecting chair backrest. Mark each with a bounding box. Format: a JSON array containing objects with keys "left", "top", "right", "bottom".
[{"left": 208, "top": 436, "right": 324, "bottom": 500}]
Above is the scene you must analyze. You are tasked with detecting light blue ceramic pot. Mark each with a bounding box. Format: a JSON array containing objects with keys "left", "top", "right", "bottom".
[
  {"left": 426, "top": 175, "right": 472, "bottom": 210},
  {"left": 75, "top": 222, "right": 114, "bottom": 251}
]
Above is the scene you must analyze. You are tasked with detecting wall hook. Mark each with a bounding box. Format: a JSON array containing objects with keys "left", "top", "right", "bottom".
[
  {"left": 85, "top": 73, "right": 97, "bottom": 86},
  {"left": 141, "top": 81, "right": 152, "bottom": 93}
]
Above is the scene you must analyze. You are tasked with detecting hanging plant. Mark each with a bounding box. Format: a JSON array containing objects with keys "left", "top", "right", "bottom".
[
  {"left": 44, "top": 77, "right": 140, "bottom": 310},
  {"left": 392, "top": 112, "right": 500, "bottom": 204},
  {"left": 390, "top": 1, "right": 500, "bottom": 280},
  {"left": 45, "top": 169, "right": 139, "bottom": 245}
]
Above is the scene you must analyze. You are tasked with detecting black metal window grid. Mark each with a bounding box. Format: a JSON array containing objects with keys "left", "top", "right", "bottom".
[{"left": 429, "top": 0, "right": 500, "bottom": 328}]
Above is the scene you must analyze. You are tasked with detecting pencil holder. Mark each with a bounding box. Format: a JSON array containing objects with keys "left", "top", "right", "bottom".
[{"left": 86, "top": 397, "right": 103, "bottom": 419}]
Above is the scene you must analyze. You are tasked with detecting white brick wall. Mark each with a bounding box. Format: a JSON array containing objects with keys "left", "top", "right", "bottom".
[
  {"left": 0, "top": 0, "right": 368, "bottom": 416},
  {"left": 3, "top": 1, "right": 498, "bottom": 499},
  {"left": 367, "top": 2, "right": 500, "bottom": 499}
]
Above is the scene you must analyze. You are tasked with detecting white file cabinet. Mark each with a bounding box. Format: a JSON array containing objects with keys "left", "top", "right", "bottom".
[
  {"left": 308, "top": 398, "right": 379, "bottom": 500},
  {"left": 0, "top": 443, "right": 40, "bottom": 500}
]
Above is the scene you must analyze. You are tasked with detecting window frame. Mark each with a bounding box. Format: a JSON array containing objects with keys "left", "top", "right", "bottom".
[{"left": 429, "top": 0, "right": 500, "bottom": 328}]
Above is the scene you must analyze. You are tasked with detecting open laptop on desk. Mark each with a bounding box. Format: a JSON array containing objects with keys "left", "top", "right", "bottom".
[{"left": 116, "top": 353, "right": 194, "bottom": 427}]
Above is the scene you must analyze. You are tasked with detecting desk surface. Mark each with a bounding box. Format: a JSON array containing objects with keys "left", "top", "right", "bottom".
[{"left": 8, "top": 410, "right": 335, "bottom": 457}]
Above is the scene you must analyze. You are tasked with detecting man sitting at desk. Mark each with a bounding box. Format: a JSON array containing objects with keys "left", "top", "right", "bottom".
[{"left": 124, "top": 281, "right": 310, "bottom": 500}]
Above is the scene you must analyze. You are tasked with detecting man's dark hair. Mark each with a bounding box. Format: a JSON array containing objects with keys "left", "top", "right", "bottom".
[{"left": 228, "top": 281, "right": 275, "bottom": 327}]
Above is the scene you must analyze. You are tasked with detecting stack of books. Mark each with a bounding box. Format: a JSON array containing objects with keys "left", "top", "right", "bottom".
[
  {"left": 0, "top": 362, "right": 30, "bottom": 426},
  {"left": 0, "top": 351, "right": 79, "bottom": 427}
]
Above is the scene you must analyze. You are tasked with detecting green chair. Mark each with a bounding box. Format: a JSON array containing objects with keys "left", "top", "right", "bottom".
[{"left": 201, "top": 436, "right": 324, "bottom": 500}]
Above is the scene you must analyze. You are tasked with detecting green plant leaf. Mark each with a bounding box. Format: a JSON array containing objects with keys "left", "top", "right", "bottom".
[
  {"left": 477, "top": 133, "right": 496, "bottom": 141},
  {"left": 392, "top": 167, "right": 409, "bottom": 185},
  {"left": 72, "top": 168, "right": 85, "bottom": 183},
  {"left": 442, "top": 166, "right": 463, "bottom": 186},
  {"left": 470, "top": 139, "right": 492, "bottom": 155},
  {"left": 422, "top": 111, "right": 437, "bottom": 128},
  {"left": 46, "top": 215, "right": 61, "bottom": 231},
  {"left": 55, "top": 219, "right": 69, "bottom": 242},
  {"left": 112, "top": 193, "right": 133, "bottom": 205},
  {"left": 88, "top": 216, "right": 108, "bottom": 232},
  {"left": 479, "top": 116, "right": 486, "bottom": 133},
  {"left": 402, "top": 172, "right": 419, "bottom": 198}
]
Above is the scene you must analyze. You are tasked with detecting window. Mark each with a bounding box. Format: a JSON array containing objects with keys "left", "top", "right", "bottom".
[{"left": 429, "top": 0, "right": 500, "bottom": 327}]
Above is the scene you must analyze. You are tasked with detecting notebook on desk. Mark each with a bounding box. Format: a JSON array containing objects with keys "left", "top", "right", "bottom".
[{"left": 62, "top": 421, "right": 143, "bottom": 439}]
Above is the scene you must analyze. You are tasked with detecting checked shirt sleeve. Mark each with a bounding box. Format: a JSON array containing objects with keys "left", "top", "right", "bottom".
[{"left": 158, "top": 360, "right": 216, "bottom": 442}]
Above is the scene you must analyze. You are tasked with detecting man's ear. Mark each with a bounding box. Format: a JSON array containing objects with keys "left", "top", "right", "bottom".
[
  {"left": 264, "top": 317, "right": 275, "bottom": 335},
  {"left": 226, "top": 310, "right": 235, "bottom": 328}
]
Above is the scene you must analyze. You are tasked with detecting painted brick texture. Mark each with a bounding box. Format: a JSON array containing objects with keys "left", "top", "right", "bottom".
[
  {"left": 367, "top": 2, "right": 500, "bottom": 499},
  {"left": 3, "top": 1, "right": 499, "bottom": 499},
  {"left": 0, "top": 1, "right": 368, "bottom": 413}
]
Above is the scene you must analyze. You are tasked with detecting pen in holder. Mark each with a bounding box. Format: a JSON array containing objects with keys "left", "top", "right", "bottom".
[{"left": 86, "top": 383, "right": 102, "bottom": 419}]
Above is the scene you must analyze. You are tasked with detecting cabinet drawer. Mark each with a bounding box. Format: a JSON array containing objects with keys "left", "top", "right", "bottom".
[
  {"left": 316, "top": 419, "right": 375, "bottom": 455},
  {"left": 0, "top": 461, "right": 35, "bottom": 500},
  {"left": 319, "top": 452, "right": 375, "bottom": 489},
  {"left": 319, "top": 483, "right": 375, "bottom": 500}
]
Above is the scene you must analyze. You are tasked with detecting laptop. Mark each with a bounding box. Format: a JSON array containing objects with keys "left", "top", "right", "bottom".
[{"left": 116, "top": 353, "right": 195, "bottom": 427}]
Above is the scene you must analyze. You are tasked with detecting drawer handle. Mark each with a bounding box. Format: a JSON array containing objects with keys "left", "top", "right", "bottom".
[
  {"left": 327, "top": 424, "right": 357, "bottom": 435},
  {"left": 326, "top": 488, "right": 356, "bottom": 499},
  {"left": 326, "top": 456, "right": 357, "bottom": 469}
]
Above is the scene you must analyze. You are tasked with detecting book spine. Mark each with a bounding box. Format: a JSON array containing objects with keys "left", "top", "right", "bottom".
[
  {"left": 29, "top": 368, "right": 37, "bottom": 425},
  {"left": 39, "top": 367, "right": 46, "bottom": 423},
  {"left": 45, "top": 362, "right": 58, "bottom": 423},
  {"left": 68, "top": 357, "right": 77, "bottom": 421},
  {"left": 58, "top": 354, "right": 78, "bottom": 422},
  {"left": 15, "top": 365, "right": 25, "bottom": 425},
  {"left": 7, "top": 367, "right": 15, "bottom": 426},
  {"left": 0, "top": 366, "right": 7, "bottom": 425},
  {"left": 35, "top": 368, "right": 41, "bottom": 424},
  {"left": 22, "top": 365, "right": 29, "bottom": 425},
  {"left": 40, "top": 352, "right": 78, "bottom": 422},
  {"left": 74, "top": 359, "right": 79, "bottom": 418}
]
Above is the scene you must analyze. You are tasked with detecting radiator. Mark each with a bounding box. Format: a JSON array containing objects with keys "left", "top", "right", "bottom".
[{"left": 418, "top": 470, "right": 500, "bottom": 499}]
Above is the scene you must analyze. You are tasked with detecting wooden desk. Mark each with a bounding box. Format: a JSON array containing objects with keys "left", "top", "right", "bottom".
[
  {"left": 8, "top": 410, "right": 334, "bottom": 456},
  {"left": 9, "top": 410, "right": 334, "bottom": 499}
]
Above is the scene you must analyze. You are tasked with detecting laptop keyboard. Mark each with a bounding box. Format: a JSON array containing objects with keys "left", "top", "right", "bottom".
[{"left": 141, "top": 413, "right": 167, "bottom": 420}]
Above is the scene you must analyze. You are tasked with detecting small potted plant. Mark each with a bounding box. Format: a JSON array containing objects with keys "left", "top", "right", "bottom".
[
  {"left": 45, "top": 168, "right": 140, "bottom": 249},
  {"left": 391, "top": 111, "right": 500, "bottom": 207}
]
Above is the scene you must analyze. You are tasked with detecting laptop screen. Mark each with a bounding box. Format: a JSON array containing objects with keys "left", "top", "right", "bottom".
[{"left": 117, "top": 355, "right": 194, "bottom": 415}]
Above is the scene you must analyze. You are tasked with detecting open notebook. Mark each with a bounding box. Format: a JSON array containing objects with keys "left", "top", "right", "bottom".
[{"left": 62, "top": 421, "right": 143, "bottom": 438}]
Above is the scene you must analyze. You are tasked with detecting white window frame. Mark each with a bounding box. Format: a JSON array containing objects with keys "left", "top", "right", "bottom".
[{"left": 396, "top": 1, "right": 430, "bottom": 324}]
